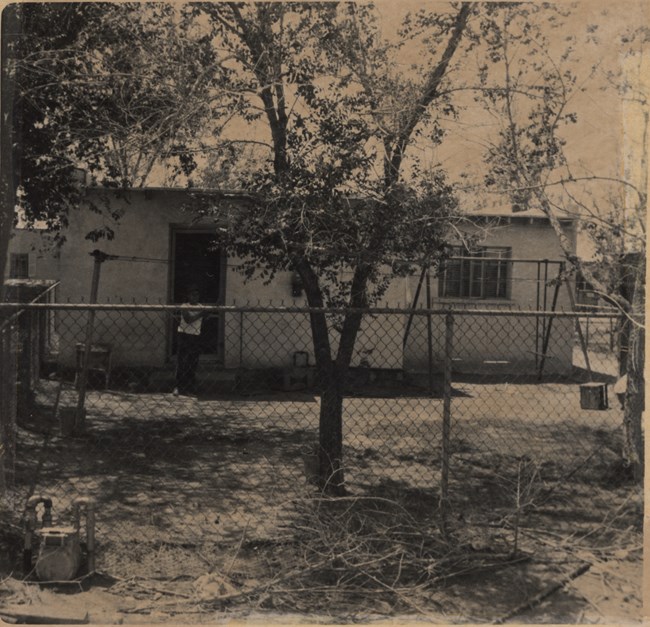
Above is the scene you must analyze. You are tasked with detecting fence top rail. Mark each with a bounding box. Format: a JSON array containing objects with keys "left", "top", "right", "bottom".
[{"left": 0, "top": 302, "right": 627, "bottom": 319}]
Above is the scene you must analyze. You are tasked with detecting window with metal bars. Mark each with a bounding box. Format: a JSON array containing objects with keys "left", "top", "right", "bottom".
[
  {"left": 439, "top": 246, "right": 511, "bottom": 299},
  {"left": 9, "top": 253, "right": 29, "bottom": 279}
]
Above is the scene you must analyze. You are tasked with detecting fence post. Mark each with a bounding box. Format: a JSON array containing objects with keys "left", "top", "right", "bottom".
[
  {"left": 440, "top": 311, "right": 454, "bottom": 534},
  {"left": 425, "top": 271, "right": 434, "bottom": 396},
  {"left": 239, "top": 311, "right": 244, "bottom": 367},
  {"left": 537, "top": 263, "right": 563, "bottom": 380},
  {"left": 17, "top": 310, "right": 34, "bottom": 425}
]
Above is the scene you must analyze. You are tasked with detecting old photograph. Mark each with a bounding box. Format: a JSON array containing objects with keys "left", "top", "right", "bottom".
[{"left": 0, "top": 0, "right": 645, "bottom": 623}]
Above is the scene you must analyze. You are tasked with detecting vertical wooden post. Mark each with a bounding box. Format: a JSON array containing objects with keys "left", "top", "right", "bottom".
[
  {"left": 440, "top": 311, "right": 454, "bottom": 534},
  {"left": 75, "top": 252, "right": 104, "bottom": 432}
]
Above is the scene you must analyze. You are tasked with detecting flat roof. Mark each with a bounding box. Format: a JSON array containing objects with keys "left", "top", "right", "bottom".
[{"left": 85, "top": 186, "right": 573, "bottom": 220}]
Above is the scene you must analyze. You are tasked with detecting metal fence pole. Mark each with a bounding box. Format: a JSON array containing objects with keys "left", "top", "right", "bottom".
[
  {"left": 440, "top": 311, "right": 454, "bottom": 533},
  {"left": 17, "top": 310, "right": 35, "bottom": 426},
  {"left": 239, "top": 311, "right": 244, "bottom": 367},
  {"left": 535, "top": 261, "right": 541, "bottom": 366},
  {"left": 537, "top": 263, "right": 563, "bottom": 379},
  {"left": 426, "top": 271, "right": 434, "bottom": 396}
]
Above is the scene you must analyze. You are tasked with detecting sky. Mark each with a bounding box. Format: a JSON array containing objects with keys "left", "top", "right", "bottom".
[
  {"left": 12, "top": 0, "right": 647, "bottom": 269},
  {"left": 40, "top": 0, "right": 644, "bottom": 238},
  {"left": 373, "top": 0, "right": 648, "bottom": 211},
  {"left": 190, "top": 0, "right": 648, "bottom": 219}
]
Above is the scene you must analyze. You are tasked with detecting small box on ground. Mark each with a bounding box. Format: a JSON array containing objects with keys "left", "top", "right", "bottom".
[{"left": 580, "top": 382, "right": 608, "bottom": 410}]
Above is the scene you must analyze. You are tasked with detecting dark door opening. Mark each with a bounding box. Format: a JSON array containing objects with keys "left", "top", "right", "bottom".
[{"left": 171, "top": 230, "right": 225, "bottom": 361}]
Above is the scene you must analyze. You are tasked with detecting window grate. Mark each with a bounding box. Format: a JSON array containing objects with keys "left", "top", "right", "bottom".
[
  {"left": 10, "top": 253, "right": 29, "bottom": 279},
  {"left": 440, "top": 246, "right": 511, "bottom": 299}
]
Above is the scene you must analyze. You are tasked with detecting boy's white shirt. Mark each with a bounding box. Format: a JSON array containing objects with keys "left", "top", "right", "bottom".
[{"left": 178, "top": 304, "right": 202, "bottom": 335}]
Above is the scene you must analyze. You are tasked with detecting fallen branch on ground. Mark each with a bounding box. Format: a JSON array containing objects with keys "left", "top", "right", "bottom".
[
  {"left": 494, "top": 562, "right": 591, "bottom": 624},
  {"left": 109, "top": 574, "right": 193, "bottom": 599}
]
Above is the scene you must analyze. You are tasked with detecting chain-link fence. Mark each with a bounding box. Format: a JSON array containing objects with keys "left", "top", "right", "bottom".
[
  {"left": 1, "top": 302, "right": 629, "bottom": 579},
  {"left": 1, "top": 285, "right": 58, "bottom": 495}
]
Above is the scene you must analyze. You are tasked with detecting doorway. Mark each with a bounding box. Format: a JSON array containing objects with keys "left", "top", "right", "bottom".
[{"left": 170, "top": 229, "right": 225, "bottom": 362}]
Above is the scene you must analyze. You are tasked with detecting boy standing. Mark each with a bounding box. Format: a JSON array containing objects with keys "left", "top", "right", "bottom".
[{"left": 174, "top": 285, "right": 204, "bottom": 396}]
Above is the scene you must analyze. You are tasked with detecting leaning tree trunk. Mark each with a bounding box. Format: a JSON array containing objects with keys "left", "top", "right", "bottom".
[{"left": 622, "top": 255, "right": 645, "bottom": 482}]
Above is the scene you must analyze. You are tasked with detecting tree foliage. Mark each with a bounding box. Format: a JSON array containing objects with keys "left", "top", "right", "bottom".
[
  {"left": 6, "top": 2, "right": 228, "bottom": 234},
  {"left": 189, "top": 3, "right": 473, "bottom": 300},
  {"left": 185, "top": 2, "right": 473, "bottom": 492},
  {"left": 478, "top": 6, "right": 646, "bottom": 479},
  {"left": 4, "top": 1, "right": 643, "bottom": 485}
]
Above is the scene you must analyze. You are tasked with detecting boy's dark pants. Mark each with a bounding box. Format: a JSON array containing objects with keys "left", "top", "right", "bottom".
[{"left": 176, "top": 332, "right": 201, "bottom": 393}]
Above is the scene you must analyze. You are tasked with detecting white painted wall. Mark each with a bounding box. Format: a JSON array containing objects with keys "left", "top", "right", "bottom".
[{"left": 6, "top": 189, "right": 577, "bottom": 374}]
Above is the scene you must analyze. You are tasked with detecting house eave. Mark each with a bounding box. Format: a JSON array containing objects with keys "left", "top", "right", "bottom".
[
  {"left": 84, "top": 187, "right": 576, "bottom": 225},
  {"left": 85, "top": 186, "right": 261, "bottom": 202}
]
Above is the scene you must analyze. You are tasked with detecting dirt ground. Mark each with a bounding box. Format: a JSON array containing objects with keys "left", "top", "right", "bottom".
[
  {"left": 0, "top": 377, "right": 644, "bottom": 624},
  {"left": 0, "top": 524, "right": 643, "bottom": 625}
]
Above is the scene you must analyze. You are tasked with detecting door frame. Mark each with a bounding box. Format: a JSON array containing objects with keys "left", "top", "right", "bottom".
[{"left": 167, "top": 225, "right": 227, "bottom": 363}]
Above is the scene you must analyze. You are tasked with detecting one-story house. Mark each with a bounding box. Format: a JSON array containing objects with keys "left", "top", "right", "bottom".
[{"left": 6, "top": 187, "right": 577, "bottom": 375}]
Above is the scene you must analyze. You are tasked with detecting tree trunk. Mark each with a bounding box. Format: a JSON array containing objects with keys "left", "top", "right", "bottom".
[
  {"left": 295, "top": 259, "right": 368, "bottom": 495},
  {"left": 294, "top": 259, "right": 344, "bottom": 493},
  {"left": 318, "top": 372, "right": 346, "bottom": 495},
  {"left": 622, "top": 254, "right": 645, "bottom": 482}
]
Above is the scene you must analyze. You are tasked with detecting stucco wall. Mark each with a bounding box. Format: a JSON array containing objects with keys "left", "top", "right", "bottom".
[
  {"left": 223, "top": 274, "right": 406, "bottom": 370},
  {"left": 402, "top": 217, "right": 576, "bottom": 374},
  {"left": 52, "top": 190, "right": 190, "bottom": 366},
  {"left": 403, "top": 312, "right": 574, "bottom": 375},
  {"left": 40, "top": 189, "right": 317, "bottom": 368},
  {"left": 7, "top": 189, "right": 577, "bottom": 374},
  {"left": 4, "top": 229, "right": 61, "bottom": 282}
]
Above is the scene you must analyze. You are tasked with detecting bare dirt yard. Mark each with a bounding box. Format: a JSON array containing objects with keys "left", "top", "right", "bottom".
[{"left": 0, "top": 377, "right": 643, "bottom": 624}]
